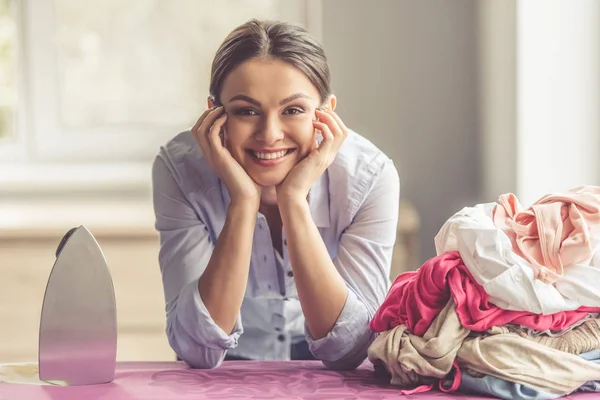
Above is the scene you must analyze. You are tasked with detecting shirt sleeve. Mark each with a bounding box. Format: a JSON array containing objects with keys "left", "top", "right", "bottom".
[
  {"left": 152, "top": 154, "right": 243, "bottom": 369},
  {"left": 306, "top": 159, "right": 400, "bottom": 370}
]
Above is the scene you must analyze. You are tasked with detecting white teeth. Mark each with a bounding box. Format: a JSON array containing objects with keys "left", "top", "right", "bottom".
[{"left": 253, "top": 150, "right": 287, "bottom": 160}]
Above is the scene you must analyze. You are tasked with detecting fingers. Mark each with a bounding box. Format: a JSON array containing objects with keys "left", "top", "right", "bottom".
[
  {"left": 198, "top": 106, "right": 226, "bottom": 139},
  {"left": 315, "top": 109, "right": 346, "bottom": 152},
  {"left": 192, "top": 106, "right": 226, "bottom": 155},
  {"left": 191, "top": 108, "right": 213, "bottom": 136},
  {"left": 312, "top": 120, "right": 334, "bottom": 156},
  {"left": 315, "top": 109, "right": 341, "bottom": 135},
  {"left": 327, "top": 111, "right": 349, "bottom": 137},
  {"left": 207, "top": 113, "right": 228, "bottom": 153},
  {"left": 191, "top": 109, "right": 213, "bottom": 147}
]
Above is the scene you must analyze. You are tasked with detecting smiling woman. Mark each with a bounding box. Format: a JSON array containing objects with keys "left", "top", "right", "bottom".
[
  {"left": 151, "top": 19, "right": 400, "bottom": 370},
  {"left": 217, "top": 57, "right": 327, "bottom": 193}
]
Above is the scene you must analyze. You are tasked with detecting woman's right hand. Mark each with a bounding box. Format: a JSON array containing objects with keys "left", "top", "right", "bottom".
[{"left": 192, "top": 106, "right": 261, "bottom": 210}]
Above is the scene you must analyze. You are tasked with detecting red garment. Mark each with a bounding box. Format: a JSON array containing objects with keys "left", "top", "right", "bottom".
[{"left": 370, "top": 251, "right": 600, "bottom": 335}]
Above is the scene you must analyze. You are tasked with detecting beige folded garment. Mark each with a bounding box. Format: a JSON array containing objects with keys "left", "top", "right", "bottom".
[
  {"left": 368, "top": 300, "right": 468, "bottom": 387},
  {"left": 489, "top": 318, "right": 600, "bottom": 355},
  {"left": 368, "top": 300, "right": 600, "bottom": 394}
]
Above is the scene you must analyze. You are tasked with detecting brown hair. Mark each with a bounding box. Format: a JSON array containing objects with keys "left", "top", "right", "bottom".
[{"left": 209, "top": 19, "right": 331, "bottom": 106}]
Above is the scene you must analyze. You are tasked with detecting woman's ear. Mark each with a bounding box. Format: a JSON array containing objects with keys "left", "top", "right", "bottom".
[
  {"left": 325, "top": 94, "right": 337, "bottom": 112},
  {"left": 207, "top": 95, "right": 215, "bottom": 109}
]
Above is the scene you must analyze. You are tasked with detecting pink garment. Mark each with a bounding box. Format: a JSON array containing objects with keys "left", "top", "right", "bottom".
[
  {"left": 493, "top": 186, "right": 600, "bottom": 283},
  {"left": 439, "top": 362, "right": 462, "bottom": 393},
  {"left": 370, "top": 251, "right": 600, "bottom": 335},
  {"left": 387, "top": 362, "right": 462, "bottom": 395},
  {"left": 398, "top": 384, "right": 433, "bottom": 395}
]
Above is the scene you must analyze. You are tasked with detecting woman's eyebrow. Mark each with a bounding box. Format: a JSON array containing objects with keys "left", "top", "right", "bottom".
[
  {"left": 279, "top": 93, "right": 310, "bottom": 105},
  {"left": 227, "top": 93, "right": 311, "bottom": 106},
  {"left": 228, "top": 94, "right": 261, "bottom": 106}
]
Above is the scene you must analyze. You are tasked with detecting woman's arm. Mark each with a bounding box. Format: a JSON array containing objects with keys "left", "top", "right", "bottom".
[
  {"left": 153, "top": 153, "right": 256, "bottom": 369},
  {"left": 198, "top": 200, "right": 257, "bottom": 334},
  {"left": 278, "top": 197, "right": 348, "bottom": 340},
  {"left": 280, "top": 160, "right": 400, "bottom": 369},
  {"left": 193, "top": 106, "right": 262, "bottom": 335}
]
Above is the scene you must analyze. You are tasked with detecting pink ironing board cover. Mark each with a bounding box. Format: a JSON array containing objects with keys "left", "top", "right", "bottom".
[{"left": 0, "top": 360, "right": 596, "bottom": 399}]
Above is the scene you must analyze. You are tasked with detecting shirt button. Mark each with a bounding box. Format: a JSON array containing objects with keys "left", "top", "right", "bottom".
[
  {"left": 287, "top": 271, "right": 293, "bottom": 277},
  {"left": 264, "top": 255, "right": 267, "bottom": 262},
  {"left": 277, "top": 334, "right": 285, "bottom": 342},
  {"left": 284, "top": 240, "right": 287, "bottom": 246}
]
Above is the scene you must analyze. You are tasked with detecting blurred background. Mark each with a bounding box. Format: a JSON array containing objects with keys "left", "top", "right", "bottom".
[{"left": 0, "top": 0, "right": 598, "bottom": 363}]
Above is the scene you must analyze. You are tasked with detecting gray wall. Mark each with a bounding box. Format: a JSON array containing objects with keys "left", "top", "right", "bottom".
[{"left": 322, "top": 0, "right": 482, "bottom": 264}]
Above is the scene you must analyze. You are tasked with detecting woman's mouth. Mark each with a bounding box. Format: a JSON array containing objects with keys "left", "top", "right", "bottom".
[{"left": 247, "top": 148, "right": 295, "bottom": 166}]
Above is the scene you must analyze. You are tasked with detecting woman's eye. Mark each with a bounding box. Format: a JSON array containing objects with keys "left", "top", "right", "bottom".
[
  {"left": 234, "top": 108, "right": 258, "bottom": 116},
  {"left": 284, "top": 107, "right": 304, "bottom": 115}
]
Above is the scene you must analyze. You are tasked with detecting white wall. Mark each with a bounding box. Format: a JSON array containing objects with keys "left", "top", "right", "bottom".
[
  {"left": 516, "top": 0, "right": 600, "bottom": 205},
  {"left": 322, "top": 0, "right": 481, "bottom": 262},
  {"left": 479, "top": 0, "right": 600, "bottom": 206}
]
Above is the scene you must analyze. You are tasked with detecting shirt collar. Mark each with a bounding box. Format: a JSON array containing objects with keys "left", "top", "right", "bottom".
[{"left": 218, "top": 171, "right": 330, "bottom": 228}]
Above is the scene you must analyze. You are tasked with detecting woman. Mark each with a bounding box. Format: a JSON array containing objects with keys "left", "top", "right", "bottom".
[{"left": 152, "top": 19, "right": 400, "bottom": 370}]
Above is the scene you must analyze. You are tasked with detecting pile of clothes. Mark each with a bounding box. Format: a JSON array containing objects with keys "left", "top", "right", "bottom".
[{"left": 368, "top": 186, "right": 600, "bottom": 399}]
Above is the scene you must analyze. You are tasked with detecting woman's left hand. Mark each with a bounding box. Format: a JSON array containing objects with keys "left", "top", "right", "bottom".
[{"left": 277, "top": 109, "right": 349, "bottom": 202}]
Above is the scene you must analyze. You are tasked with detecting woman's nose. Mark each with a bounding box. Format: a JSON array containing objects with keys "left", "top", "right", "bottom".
[{"left": 255, "top": 114, "right": 284, "bottom": 144}]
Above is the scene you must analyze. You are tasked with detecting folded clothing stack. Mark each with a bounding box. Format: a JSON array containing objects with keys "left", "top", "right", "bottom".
[{"left": 368, "top": 186, "right": 600, "bottom": 399}]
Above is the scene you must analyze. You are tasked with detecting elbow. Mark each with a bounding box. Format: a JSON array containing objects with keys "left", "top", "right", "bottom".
[
  {"left": 309, "top": 298, "right": 377, "bottom": 371},
  {"left": 166, "top": 320, "right": 225, "bottom": 370},
  {"left": 318, "top": 329, "right": 376, "bottom": 371},
  {"left": 162, "top": 281, "right": 241, "bottom": 370},
  {"left": 168, "top": 335, "right": 225, "bottom": 370},
  {"left": 178, "top": 352, "right": 224, "bottom": 370}
]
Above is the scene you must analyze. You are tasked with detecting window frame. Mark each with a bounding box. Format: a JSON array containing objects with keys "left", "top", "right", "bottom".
[
  {"left": 0, "top": 0, "right": 26, "bottom": 161},
  {"left": 0, "top": 0, "right": 322, "bottom": 195}
]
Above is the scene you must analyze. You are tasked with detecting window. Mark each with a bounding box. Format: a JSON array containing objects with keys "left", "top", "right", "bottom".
[
  {"left": 0, "top": 0, "right": 16, "bottom": 143},
  {"left": 0, "top": 0, "right": 320, "bottom": 189}
]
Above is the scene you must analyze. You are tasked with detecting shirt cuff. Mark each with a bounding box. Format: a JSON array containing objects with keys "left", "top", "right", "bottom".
[
  {"left": 305, "top": 289, "right": 374, "bottom": 369},
  {"left": 175, "top": 279, "right": 243, "bottom": 350}
]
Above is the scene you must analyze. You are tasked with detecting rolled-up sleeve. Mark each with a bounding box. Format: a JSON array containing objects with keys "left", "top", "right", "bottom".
[
  {"left": 306, "top": 159, "right": 400, "bottom": 370},
  {"left": 152, "top": 154, "right": 242, "bottom": 369}
]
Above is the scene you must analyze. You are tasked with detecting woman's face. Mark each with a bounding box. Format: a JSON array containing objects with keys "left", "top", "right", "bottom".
[{"left": 216, "top": 58, "right": 327, "bottom": 188}]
